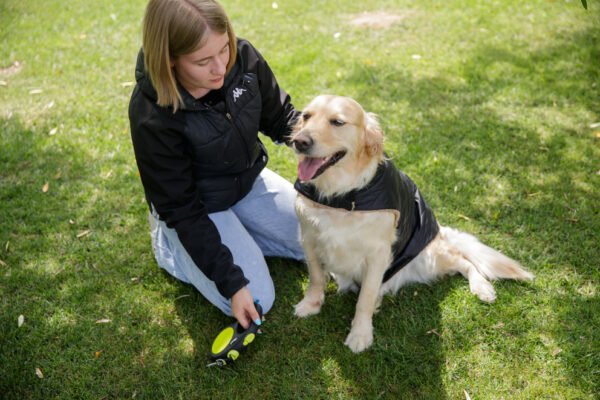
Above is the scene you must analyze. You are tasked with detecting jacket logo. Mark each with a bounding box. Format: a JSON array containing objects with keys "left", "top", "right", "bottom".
[{"left": 232, "top": 87, "right": 247, "bottom": 102}]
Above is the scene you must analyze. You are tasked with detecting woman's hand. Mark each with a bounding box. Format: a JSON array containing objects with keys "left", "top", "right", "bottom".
[{"left": 231, "top": 286, "right": 260, "bottom": 329}]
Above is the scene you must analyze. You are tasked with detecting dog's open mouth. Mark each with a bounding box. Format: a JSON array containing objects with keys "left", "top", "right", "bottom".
[{"left": 297, "top": 151, "right": 346, "bottom": 182}]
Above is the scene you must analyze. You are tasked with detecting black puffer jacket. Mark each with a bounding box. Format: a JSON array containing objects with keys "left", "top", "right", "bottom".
[{"left": 129, "top": 39, "right": 298, "bottom": 298}]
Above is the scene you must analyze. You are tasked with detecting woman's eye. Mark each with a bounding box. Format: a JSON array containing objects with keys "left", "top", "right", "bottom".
[{"left": 330, "top": 119, "right": 345, "bottom": 127}]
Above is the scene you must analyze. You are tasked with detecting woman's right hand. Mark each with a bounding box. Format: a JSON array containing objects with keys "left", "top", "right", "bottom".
[{"left": 230, "top": 286, "right": 261, "bottom": 329}]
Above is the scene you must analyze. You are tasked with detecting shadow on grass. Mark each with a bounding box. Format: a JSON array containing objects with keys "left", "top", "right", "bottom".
[
  {"left": 171, "top": 258, "right": 450, "bottom": 399},
  {"left": 157, "top": 23, "right": 598, "bottom": 399},
  {"left": 1, "top": 19, "right": 597, "bottom": 399},
  {"left": 332, "top": 23, "right": 598, "bottom": 397},
  {"left": 0, "top": 115, "right": 179, "bottom": 398}
]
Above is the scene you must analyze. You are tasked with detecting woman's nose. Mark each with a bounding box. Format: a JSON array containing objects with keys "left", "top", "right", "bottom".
[{"left": 211, "top": 57, "right": 226, "bottom": 75}]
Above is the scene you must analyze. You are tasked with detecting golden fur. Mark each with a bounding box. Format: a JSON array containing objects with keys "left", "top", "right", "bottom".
[{"left": 291, "top": 95, "right": 534, "bottom": 353}]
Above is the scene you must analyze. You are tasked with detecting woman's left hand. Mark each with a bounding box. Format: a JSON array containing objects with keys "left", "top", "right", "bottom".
[{"left": 230, "top": 286, "right": 260, "bottom": 329}]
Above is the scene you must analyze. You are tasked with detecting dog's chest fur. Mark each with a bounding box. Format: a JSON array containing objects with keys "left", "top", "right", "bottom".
[{"left": 296, "top": 196, "right": 397, "bottom": 283}]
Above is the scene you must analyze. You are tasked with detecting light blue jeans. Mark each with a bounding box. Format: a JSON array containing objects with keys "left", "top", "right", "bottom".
[{"left": 149, "top": 168, "right": 304, "bottom": 316}]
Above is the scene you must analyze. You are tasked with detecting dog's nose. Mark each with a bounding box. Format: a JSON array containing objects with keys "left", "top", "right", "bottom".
[{"left": 292, "top": 136, "right": 313, "bottom": 153}]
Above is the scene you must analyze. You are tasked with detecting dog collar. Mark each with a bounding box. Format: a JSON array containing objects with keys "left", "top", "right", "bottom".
[{"left": 294, "top": 159, "right": 400, "bottom": 212}]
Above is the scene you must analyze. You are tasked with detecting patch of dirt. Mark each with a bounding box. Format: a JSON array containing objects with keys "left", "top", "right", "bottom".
[
  {"left": 348, "top": 11, "right": 413, "bottom": 29},
  {"left": 0, "top": 61, "right": 23, "bottom": 76}
]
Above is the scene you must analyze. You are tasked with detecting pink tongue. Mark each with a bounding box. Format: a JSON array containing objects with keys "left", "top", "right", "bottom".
[{"left": 298, "top": 157, "right": 328, "bottom": 181}]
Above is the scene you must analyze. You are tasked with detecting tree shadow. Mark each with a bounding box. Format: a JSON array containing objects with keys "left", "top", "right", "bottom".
[
  {"left": 2, "top": 16, "right": 597, "bottom": 399},
  {"left": 171, "top": 23, "right": 598, "bottom": 398},
  {"left": 327, "top": 22, "right": 599, "bottom": 398},
  {"left": 0, "top": 115, "right": 191, "bottom": 398}
]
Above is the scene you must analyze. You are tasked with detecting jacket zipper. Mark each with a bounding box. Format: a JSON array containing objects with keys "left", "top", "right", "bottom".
[{"left": 224, "top": 107, "right": 252, "bottom": 169}]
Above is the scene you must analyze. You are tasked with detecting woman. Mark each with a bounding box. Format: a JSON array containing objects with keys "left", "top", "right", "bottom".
[{"left": 129, "top": 0, "right": 303, "bottom": 329}]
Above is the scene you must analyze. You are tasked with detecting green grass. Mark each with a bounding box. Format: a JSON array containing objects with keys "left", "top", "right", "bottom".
[{"left": 1, "top": 0, "right": 598, "bottom": 398}]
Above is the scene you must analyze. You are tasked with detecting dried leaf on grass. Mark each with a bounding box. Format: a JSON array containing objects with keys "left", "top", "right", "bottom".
[
  {"left": 95, "top": 318, "right": 111, "bottom": 324},
  {"left": 35, "top": 367, "right": 44, "bottom": 379},
  {"left": 552, "top": 348, "right": 563, "bottom": 356},
  {"left": 349, "top": 11, "right": 409, "bottom": 29},
  {"left": 0, "top": 61, "right": 23, "bottom": 76},
  {"left": 426, "top": 328, "right": 442, "bottom": 337},
  {"left": 42, "top": 182, "right": 49, "bottom": 193},
  {"left": 18, "top": 315, "right": 25, "bottom": 327},
  {"left": 77, "top": 230, "right": 91, "bottom": 238}
]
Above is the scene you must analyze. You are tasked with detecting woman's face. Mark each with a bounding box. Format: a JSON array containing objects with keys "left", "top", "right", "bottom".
[{"left": 171, "top": 30, "right": 230, "bottom": 99}]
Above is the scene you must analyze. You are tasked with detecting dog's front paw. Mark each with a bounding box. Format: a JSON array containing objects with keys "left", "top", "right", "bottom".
[
  {"left": 344, "top": 325, "right": 373, "bottom": 353},
  {"left": 294, "top": 296, "right": 323, "bottom": 318}
]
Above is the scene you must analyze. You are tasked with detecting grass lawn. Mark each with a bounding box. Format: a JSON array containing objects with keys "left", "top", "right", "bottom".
[{"left": 1, "top": 0, "right": 598, "bottom": 398}]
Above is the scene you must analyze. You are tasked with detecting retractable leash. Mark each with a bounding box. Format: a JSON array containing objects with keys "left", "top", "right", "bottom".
[{"left": 207, "top": 302, "right": 264, "bottom": 367}]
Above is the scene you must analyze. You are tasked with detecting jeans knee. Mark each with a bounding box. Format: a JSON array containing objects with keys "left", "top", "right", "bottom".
[
  {"left": 251, "top": 283, "right": 275, "bottom": 314},
  {"left": 257, "top": 293, "right": 274, "bottom": 314}
]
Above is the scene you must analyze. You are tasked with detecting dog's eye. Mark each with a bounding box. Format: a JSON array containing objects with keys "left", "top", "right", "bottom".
[
  {"left": 302, "top": 113, "right": 312, "bottom": 121},
  {"left": 330, "top": 119, "right": 345, "bottom": 127}
]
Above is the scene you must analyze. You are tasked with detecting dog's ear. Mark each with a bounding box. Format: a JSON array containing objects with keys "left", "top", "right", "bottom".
[{"left": 364, "top": 112, "right": 384, "bottom": 157}]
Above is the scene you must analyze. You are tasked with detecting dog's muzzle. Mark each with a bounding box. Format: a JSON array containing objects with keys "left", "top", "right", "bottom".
[{"left": 292, "top": 135, "right": 313, "bottom": 154}]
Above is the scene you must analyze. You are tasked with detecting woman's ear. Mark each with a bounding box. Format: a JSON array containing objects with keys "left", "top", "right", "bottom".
[{"left": 364, "top": 112, "right": 384, "bottom": 157}]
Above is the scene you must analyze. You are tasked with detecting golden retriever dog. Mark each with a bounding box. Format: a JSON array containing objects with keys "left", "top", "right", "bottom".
[{"left": 290, "top": 95, "right": 534, "bottom": 353}]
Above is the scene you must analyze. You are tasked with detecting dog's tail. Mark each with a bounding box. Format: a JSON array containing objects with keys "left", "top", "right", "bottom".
[{"left": 441, "top": 227, "right": 534, "bottom": 281}]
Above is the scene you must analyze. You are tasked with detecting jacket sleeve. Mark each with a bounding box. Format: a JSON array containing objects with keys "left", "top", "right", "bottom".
[
  {"left": 238, "top": 39, "right": 300, "bottom": 144},
  {"left": 129, "top": 96, "right": 249, "bottom": 299}
]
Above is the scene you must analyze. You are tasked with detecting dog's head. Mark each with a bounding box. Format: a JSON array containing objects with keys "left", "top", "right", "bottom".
[{"left": 290, "top": 95, "right": 384, "bottom": 194}]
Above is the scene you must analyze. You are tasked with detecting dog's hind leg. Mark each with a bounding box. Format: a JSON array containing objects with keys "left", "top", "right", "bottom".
[
  {"left": 438, "top": 226, "right": 534, "bottom": 302},
  {"left": 424, "top": 236, "right": 498, "bottom": 302},
  {"left": 445, "top": 252, "right": 497, "bottom": 303},
  {"left": 381, "top": 237, "right": 497, "bottom": 302}
]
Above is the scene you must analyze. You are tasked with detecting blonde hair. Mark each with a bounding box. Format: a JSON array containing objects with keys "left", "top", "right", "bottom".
[{"left": 142, "top": 0, "right": 237, "bottom": 112}]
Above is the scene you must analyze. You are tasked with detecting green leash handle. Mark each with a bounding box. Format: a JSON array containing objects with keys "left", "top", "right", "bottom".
[{"left": 208, "top": 302, "right": 263, "bottom": 367}]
